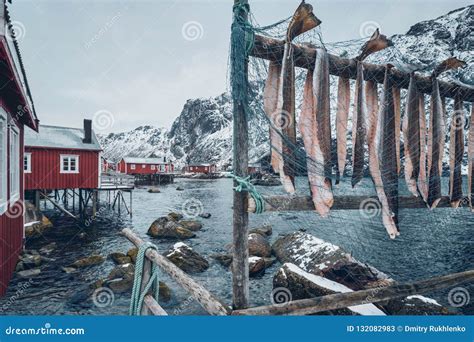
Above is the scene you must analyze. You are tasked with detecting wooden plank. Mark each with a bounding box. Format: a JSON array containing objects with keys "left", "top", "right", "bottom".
[
  {"left": 121, "top": 228, "right": 230, "bottom": 316},
  {"left": 144, "top": 295, "right": 168, "bottom": 316},
  {"left": 232, "top": 269, "right": 474, "bottom": 315},
  {"left": 231, "top": 0, "right": 250, "bottom": 310},
  {"left": 140, "top": 258, "right": 152, "bottom": 315},
  {"left": 251, "top": 34, "right": 474, "bottom": 102},
  {"left": 248, "top": 195, "right": 470, "bottom": 212}
]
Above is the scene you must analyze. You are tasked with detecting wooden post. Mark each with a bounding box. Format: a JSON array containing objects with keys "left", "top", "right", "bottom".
[
  {"left": 79, "top": 189, "right": 83, "bottom": 221},
  {"left": 130, "top": 190, "right": 133, "bottom": 217},
  {"left": 34, "top": 190, "right": 40, "bottom": 208},
  {"left": 140, "top": 258, "right": 153, "bottom": 315},
  {"left": 231, "top": 0, "right": 249, "bottom": 310},
  {"left": 92, "top": 190, "right": 97, "bottom": 217}
]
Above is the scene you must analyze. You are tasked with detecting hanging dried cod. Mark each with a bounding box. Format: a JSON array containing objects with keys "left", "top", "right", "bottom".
[
  {"left": 335, "top": 77, "right": 350, "bottom": 184},
  {"left": 351, "top": 62, "right": 366, "bottom": 187},
  {"left": 393, "top": 87, "right": 401, "bottom": 174},
  {"left": 427, "top": 76, "right": 445, "bottom": 209},
  {"left": 449, "top": 94, "right": 465, "bottom": 208},
  {"left": 469, "top": 105, "right": 474, "bottom": 211},
  {"left": 352, "top": 29, "right": 393, "bottom": 187},
  {"left": 267, "top": 0, "right": 321, "bottom": 194},
  {"left": 374, "top": 65, "right": 400, "bottom": 239},
  {"left": 300, "top": 48, "right": 333, "bottom": 216},
  {"left": 366, "top": 80, "right": 379, "bottom": 178},
  {"left": 402, "top": 74, "right": 423, "bottom": 198}
]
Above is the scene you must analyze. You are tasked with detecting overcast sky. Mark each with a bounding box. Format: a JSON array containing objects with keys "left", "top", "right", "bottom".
[{"left": 10, "top": 0, "right": 472, "bottom": 133}]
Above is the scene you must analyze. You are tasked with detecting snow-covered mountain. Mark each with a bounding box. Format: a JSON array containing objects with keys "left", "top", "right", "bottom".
[{"left": 98, "top": 5, "right": 473, "bottom": 170}]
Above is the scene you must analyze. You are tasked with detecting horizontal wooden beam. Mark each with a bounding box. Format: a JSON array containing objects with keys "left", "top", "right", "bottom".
[
  {"left": 251, "top": 34, "right": 474, "bottom": 102},
  {"left": 248, "top": 195, "right": 469, "bottom": 212},
  {"left": 232, "top": 269, "right": 474, "bottom": 315},
  {"left": 121, "top": 228, "right": 230, "bottom": 316}
]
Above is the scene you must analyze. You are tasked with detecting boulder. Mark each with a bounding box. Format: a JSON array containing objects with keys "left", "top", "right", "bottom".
[
  {"left": 71, "top": 255, "right": 105, "bottom": 268},
  {"left": 383, "top": 296, "right": 452, "bottom": 315},
  {"left": 62, "top": 267, "right": 77, "bottom": 274},
  {"left": 176, "top": 186, "right": 184, "bottom": 191},
  {"left": 249, "top": 225, "right": 272, "bottom": 237},
  {"left": 39, "top": 242, "right": 57, "bottom": 255},
  {"left": 21, "top": 254, "right": 42, "bottom": 268},
  {"left": 211, "top": 253, "right": 233, "bottom": 268},
  {"left": 109, "top": 252, "right": 132, "bottom": 265},
  {"left": 104, "top": 277, "right": 134, "bottom": 293},
  {"left": 199, "top": 213, "right": 211, "bottom": 219},
  {"left": 24, "top": 216, "right": 53, "bottom": 238},
  {"left": 179, "top": 220, "right": 203, "bottom": 231},
  {"left": 107, "top": 263, "right": 135, "bottom": 280},
  {"left": 248, "top": 257, "right": 265, "bottom": 277},
  {"left": 17, "top": 268, "right": 41, "bottom": 278},
  {"left": 127, "top": 248, "right": 138, "bottom": 263},
  {"left": 159, "top": 281, "right": 172, "bottom": 302},
  {"left": 15, "top": 261, "right": 24, "bottom": 272},
  {"left": 248, "top": 233, "right": 271, "bottom": 257},
  {"left": 147, "top": 217, "right": 195, "bottom": 239},
  {"left": 168, "top": 212, "right": 183, "bottom": 221},
  {"left": 164, "top": 243, "right": 209, "bottom": 273},
  {"left": 273, "top": 263, "right": 385, "bottom": 315},
  {"left": 263, "top": 257, "right": 276, "bottom": 268},
  {"left": 148, "top": 188, "right": 161, "bottom": 193}
]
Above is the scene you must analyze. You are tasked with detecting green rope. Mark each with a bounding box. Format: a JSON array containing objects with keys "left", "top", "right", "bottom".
[
  {"left": 129, "top": 242, "right": 160, "bottom": 315},
  {"left": 231, "top": 173, "right": 265, "bottom": 214}
]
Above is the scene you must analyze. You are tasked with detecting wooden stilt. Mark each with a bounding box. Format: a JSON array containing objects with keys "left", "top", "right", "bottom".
[
  {"left": 231, "top": 0, "right": 250, "bottom": 310},
  {"left": 92, "top": 190, "right": 97, "bottom": 217}
]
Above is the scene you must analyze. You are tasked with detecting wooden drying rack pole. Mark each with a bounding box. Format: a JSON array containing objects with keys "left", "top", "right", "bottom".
[
  {"left": 250, "top": 34, "right": 474, "bottom": 102},
  {"left": 248, "top": 195, "right": 470, "bottom": 212},
  {"left": 232, "top": 269, "right": 474, "bottom": 315}
]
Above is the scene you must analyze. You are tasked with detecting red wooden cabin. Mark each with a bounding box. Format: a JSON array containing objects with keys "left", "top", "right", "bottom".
[
  {"left": 0, "top": 2, "right": 39, "bottom": 296},
  {"left": 184, "top": 163, "right": 217, "bottom": 174},
  {"left": 117, "top": 157, "right": 174, "bottom": 175},
  {"left": 24, "top": 120, "right": 102, "bottom": 190}
]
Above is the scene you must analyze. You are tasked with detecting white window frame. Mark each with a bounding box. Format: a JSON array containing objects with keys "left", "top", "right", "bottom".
[
  {"left": 60, "top": 154, "right": 80, "bottom": 174},
  {"left": 24, "top": 152, "right": 32, "bottom": 173},
  {"left": 142, "top": 164, "right": 146, "bottom": 169},
  {"left": 0, "top": 110, "right": 7, "bottom": 214},
  {"left": 130, "top": 164, "right": 136, "bottom": 170},
  {"left": 9, "top": 123, "right": 20, "bottom": 203},
  {"left": 151, "top": 165, "right": 155, "bottom": 170}
]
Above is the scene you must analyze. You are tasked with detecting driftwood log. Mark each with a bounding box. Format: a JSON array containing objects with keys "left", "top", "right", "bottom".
[
  {"left": 232, "top": 269, "right": 474, "bottom": 315},
  {"left": 248, "top": 195, "right": 469, "bottom": 212},
  {"left": 251, "top": 34, "right": 474, "bottom": 102}
]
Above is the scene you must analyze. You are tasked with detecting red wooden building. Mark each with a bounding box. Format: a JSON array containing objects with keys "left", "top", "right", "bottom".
[
  {"left": 117, "top": 157, "right": 174, "bottom": 175},
  {"left": 0, "top": 2, "right": 39, "bottom": 296},
  {"left": 184, "top": 163, "right": 217, "bottom": 174},
  {"left": 24, "top": 120, "right": 102, "bottom": 190}
]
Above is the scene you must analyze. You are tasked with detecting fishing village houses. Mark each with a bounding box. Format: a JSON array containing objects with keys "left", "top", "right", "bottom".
[
  {"left": 0, "top": 2, "right": 39, "bottom": 296},
  {"left": 117, "top": 156, "right": 175, "bottom": 185},
  {"left": 183, "top": 163, "right": 217, "bottom": 174}
]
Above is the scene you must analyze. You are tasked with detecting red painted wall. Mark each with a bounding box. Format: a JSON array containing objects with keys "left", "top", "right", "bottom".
[
  {"left": 185, "top": 165, "right": 217, "bottom": 173},
  {"left": 24, "top": 148, "right": 100, "bottom": 190},
  {"left": 0, "top": 112, "right": 25, "bottom": 297}
]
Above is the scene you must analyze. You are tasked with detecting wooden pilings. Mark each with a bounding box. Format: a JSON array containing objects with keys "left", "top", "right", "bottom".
[
  {"left": 232, "top": 270, "right": 474, "bottom": 315},
  {"left": 250, "top": 34, "right": 474, "bottom": 102},
  {"left": 248, "top": 195, "right": 470, "bottom": 212},
  {"left": 231, "top": 0, "right": 250, "bottom": 310}
]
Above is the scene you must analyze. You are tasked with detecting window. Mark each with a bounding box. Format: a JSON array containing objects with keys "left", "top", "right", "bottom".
[
  {"left": 60, "top": 155, "right": 79, "bottom": 173},
  {"left": 130, "top": 164, "right": 136, "bottom": 170},
  {"left": 0, "top": 112, "right": 6, "bottom": 214},
  {"left": 151, "top": 165, "right": 155, "bottom": 170},
  {"left": 9, "top": 123, "right": 20, "bottom": 202},
  {"left": 142, "top": 164, "right": 146, "bottom": 169},
  {"left": 24, "top": 152, "right": 31, "bottom": 173}
]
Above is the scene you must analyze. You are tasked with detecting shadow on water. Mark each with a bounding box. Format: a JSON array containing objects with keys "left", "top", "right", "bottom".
[{"left": 0, "top": 177, "right": 472, "bottom": 315}]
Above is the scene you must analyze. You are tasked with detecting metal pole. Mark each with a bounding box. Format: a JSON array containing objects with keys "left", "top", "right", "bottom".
[{"left": 231, "top": 0, "right": 249, "bottom": 310}]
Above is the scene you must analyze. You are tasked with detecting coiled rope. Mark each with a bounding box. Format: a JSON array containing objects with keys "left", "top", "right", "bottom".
[
  {"left": 129, "top": 242, "right": 160, "bottom": 315},
  {"left": 231, "top": 173, "right": 265, "bottom": 214}
]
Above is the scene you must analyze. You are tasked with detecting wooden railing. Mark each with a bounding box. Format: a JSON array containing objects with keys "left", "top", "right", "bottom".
[
  {"left": 100, "top": 172, "right": 135, "bottom": 189},
  {"left": 121, "top": 228, "right": 473, "bottom": 316}
]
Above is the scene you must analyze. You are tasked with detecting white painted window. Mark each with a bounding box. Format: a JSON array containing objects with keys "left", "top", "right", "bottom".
[
  {"left": 9, "top": 123, "right": 20, "bottom": 202},
  {"left": 60, "top": 154, "right": 79, "bottom": 174},
  {"left": 0, "top": 111, "right": 7, "bottom": 214},
  {"left": 24, "top": 152, "right": 31, "bottom": 173},
  {"left": 142, "top": 164, "right": 146, "bottom": 169},
  {"left": 130, "top": 164, "right": 136, "bottom": 170},
  {"left": 151, "top": 165, "right": 155, "bottom": 170}
]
